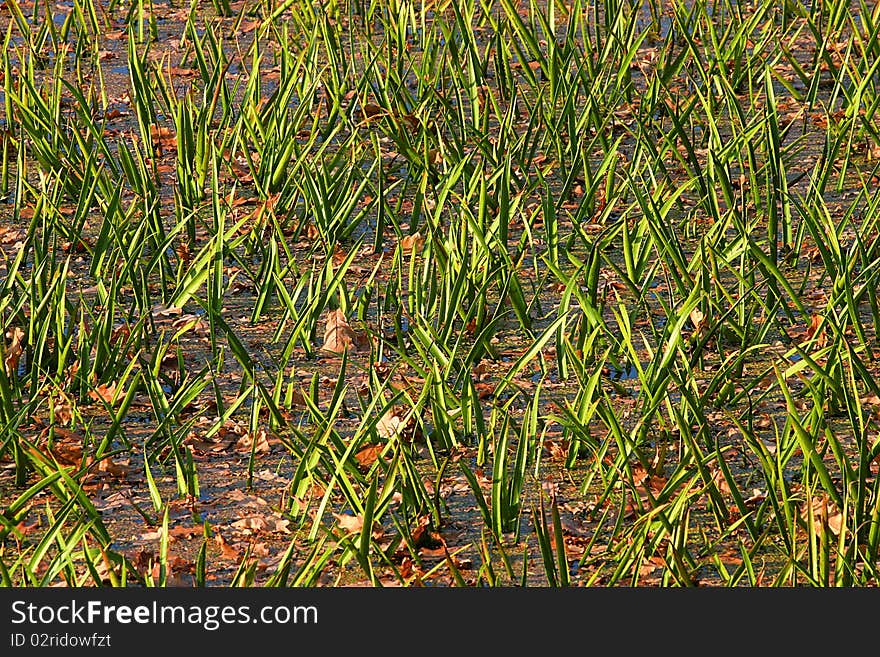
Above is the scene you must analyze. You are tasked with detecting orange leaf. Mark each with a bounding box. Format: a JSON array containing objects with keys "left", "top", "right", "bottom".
[
  {"left": 355, "top": 444, "right": 383, "bottom": 468},
  {"left": 88, "top": 382, "right": 117, "bottom": 404},
  {"left": 399, "top": 232, "right": 425, "bottom": 253}
]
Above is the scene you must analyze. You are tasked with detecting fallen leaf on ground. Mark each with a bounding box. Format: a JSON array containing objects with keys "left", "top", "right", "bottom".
[
  {"left": 355, "top": 444, "right": 384, "bottom": 468},
  {"left": 321, "top": 309, "right": 358, "bottom": 354},
  {"left": 34, "top": 427, "right": 85, "bottom": 467},
  {"left": 3, "top": 327, "right": 24, "bottom": 377},
  {"left": 95, "top": 456, "right": 129, "bottom": 478},
  {"left": 362, "top": 103, "right": 385, "bottom": 120},
  {"left": 168, "top": 525, "right": 202, "bottom": 540},
  {"left": 235, "top": 429, "right": 272, "bottom": 454},
  {"left": 333, "top": 512, "right": 364, "bottom": 533},
  {"left": 88, "top": 382, "right": 117, "bottom": 404},
  {"left": 411, "top": 515, "right": 445, "bottom": 550},
  {"left": 231, "top": 515, "right": 290, "bottom": 534},
  {"left": 149, "top": 124, "right": 176, "bottom": 153},
  {"left": 376, "top": 408, "right": 407, "bottom": 439},
  {"left": 151, "top": 303, "right": 182, "bottom": 318},
  {"left": 332, "top": 512, "right": 383, "bottom": 538},
  {"left": 231, "top": 516, "right": 267, "bottom": 532},
  {"left": 215, "top": 532, "right": 240, "bottom": 560},
  {"left": 399, "top": 232, "right": 425, "bottom": 253}
]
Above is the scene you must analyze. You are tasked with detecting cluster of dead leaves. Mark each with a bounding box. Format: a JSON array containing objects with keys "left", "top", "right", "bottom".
[
  {"left": 622, "top": 463, "right": 668, "bottom": 518},
  {"left": 360, "top": 101, "right": 423, "bottom": 133},
  {"left": 0, "top": 225, "right": 25, "bottom": 247},
  {"left": 184, "top": 420, "right": 278, "bottom": 457},
  {"left": 25, "top": 424, "right": 130, "bottom": 479}
]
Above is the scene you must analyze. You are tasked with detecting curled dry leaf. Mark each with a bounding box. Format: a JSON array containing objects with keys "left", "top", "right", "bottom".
[
  {"left": 214, "top": 532, "right": 241, "bottom": 560},
  {"left": 805, "top": 314, "right": 828, "bottom": 348},
  {"left": 689, "top": 308, "right": 707, "bottom": 335},
  {"left": 333, "top": 512, "right": 363, "bottom": 533},
  {"left": 231, "top": 515, "right": 290, "bottom": 534},
  {"left": 231, "top": 516, "right": 266, "bottom": 532},
  {"left": 52, "top": 392, "right": 74, "bottom": 426},
  {"left": 3, "top": 326, "right": 24, "bottom": 377},
  {"left": 362, "top": 102, "right": 385, "bottom": 120},
  {"left": 321, "top": 308, "right": 358, "bottom": 354},
  {"left": 88, "top": 382, "right": 118, "bottom": 405},
  {"left": 35, "top": 426, "right": 85, "bottom": 467},
  {"left": 801, "top": 494, "right": 844, "bottom": 536},
  {"left": 235, "top": 428, "right": 272, "bottom": 454},
  {"left": 149, "top": 124, "right": 176, "bottom": 153},
  {"left": 333, "top": 512, "right": 384, "bottom": 538},
  {"left": 543, "top": 440, "right": 566, "bottom": 460},
  {"left": 95, "top": 456, "right": 129, "bottom": 479},
  {"left": 354, "top": 444, "right": 383, "bottom": 468},
  {"left": 398, "top": 232, "right": 425, "bottom": 253},
  {"left": 411, "top": 515, "right": 444, "bottom": 550},
  {"left": 710, "top": 466, "right": 732, "bottom": 496},
  {"left": 376, "top": 408, "right": 408, "bottom": 440},
  {"left": 151, "top": 303, "right": 182, "bottom": 318},
  {"left": 168, "top": 525, "right": 201, "bottom": 540}
]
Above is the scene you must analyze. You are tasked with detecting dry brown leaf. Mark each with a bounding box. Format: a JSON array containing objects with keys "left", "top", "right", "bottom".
[
  {"left": 214, "top": 532, "right": 240, "bottom": 560},
  {"left": 376, "top": 409, "right": 406, "bottom": 439},
  {"left": 3, "top": 326, "right": 24, "bottom": 377},
  {"left": 52, "top": 392, "right": 74, "bottom": 426},
  {"left": 354, "top": 444, "right": 383, "bottom": 468},
  {"left": 805, "top": 314, "right": 827, "bottom": 347},
  {"left": 399, "top": 232, "right": 425, "bottom": 253},
  {"left": 88, "top": 382, "right": 117, "bottom": 404},
  {"left": 362, "top": 103, "right": 385, "bottom": 120},
  {"left": 235, "top": 428, "right": 272, "bottom": 454},
  {"left": 266, "top": 517, "right": 291, "bottom": 534},
  {"left": 689, "top": 308, "right": 707, "bottom": 335},
  {"left": 333, "top": 513, "right": 383, "bottom": 538},
  {"left": 333, "top": 512, "right": 364, "bottom": 533},
  {"left": 95, "top": 456, "right": 129, "bottom": 479},
  {"left": 411, "top": 515, "right": 444, "bottom": 550},
  {"left": 321, "top": 309, "right": 358, "bottom": 354},
  {"left": 231, "top": 515, "right": 290, "bottom": 534},
  {"left": 165, "top": 65, "right": 197, "bottom": 79},
  {"left": 36, "top": 427, "right": 85, "bottom": 467},
  {"left": 231, "top": 516, "right": 267, "bottom": 532},
  {"left": 544, "top": 440, "right": 566, "bottom": 460},
  {"left": 801, "top": 494, "right": 844, "bottom": 536},
  {"left": 149, "top": 124, "right": 176, "bottom": 153},
  {"left": 710, "top": 466, "right": 731, "bottom": 495},
  {"left": 151, "top": 303, "right": 182, "bottom": 318},
  {"left": 474, "top": 382, "right": 494, "bottom": 399},
  {"left": 289, "top": 387, "right": 308, "bottom": 407},
  {"left": 168, "top": 525, "right": 201, "bottom": 540}
]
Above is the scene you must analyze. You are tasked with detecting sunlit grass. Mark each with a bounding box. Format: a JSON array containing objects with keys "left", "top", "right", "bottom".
[{"left": 2, "top": 0, "right": 880, "bottom": 587}]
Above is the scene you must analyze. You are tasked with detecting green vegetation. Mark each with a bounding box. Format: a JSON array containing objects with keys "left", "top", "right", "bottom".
[{"left": 3, "top": 0, "right": 880, "bottom": 587}]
